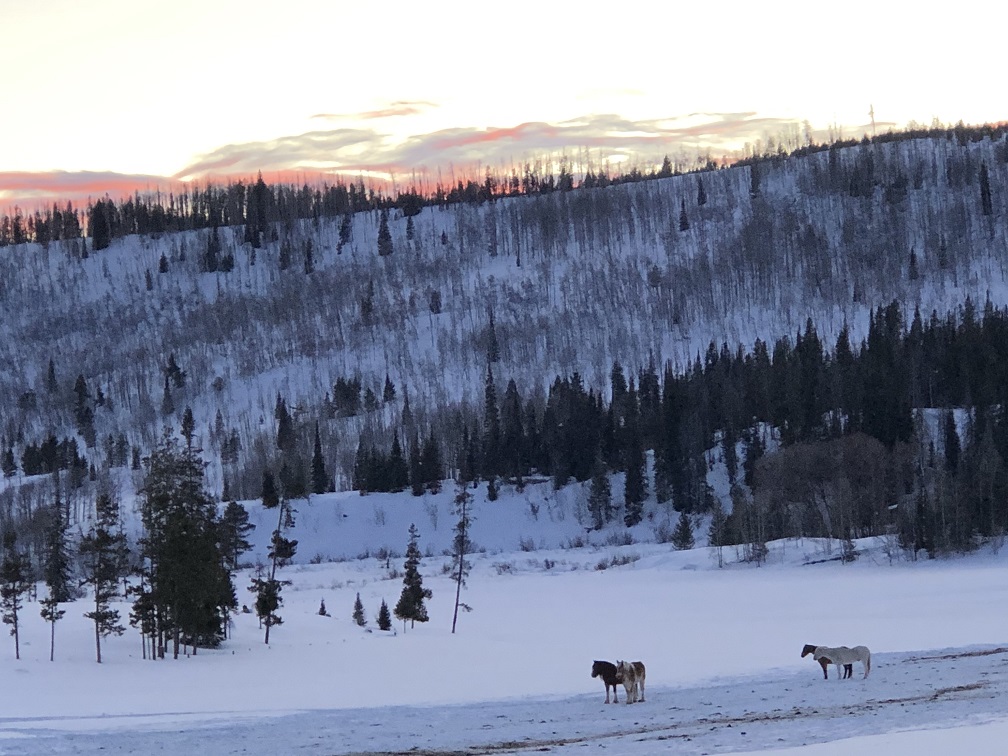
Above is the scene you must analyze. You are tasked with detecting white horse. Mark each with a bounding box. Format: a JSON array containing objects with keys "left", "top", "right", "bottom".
[
  {"left": 615, "top": 660, "right": 646, "bottom": 703},
  {"left": 813, "top": 645, "right": 871, "bottom": 679}
]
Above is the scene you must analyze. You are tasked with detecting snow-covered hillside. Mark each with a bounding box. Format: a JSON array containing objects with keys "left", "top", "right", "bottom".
[{"left": 1, "top": 132, "right": 1006, "bottom": 499}]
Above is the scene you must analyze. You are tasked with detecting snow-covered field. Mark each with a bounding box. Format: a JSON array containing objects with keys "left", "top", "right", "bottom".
[{"left": 3, "top": 520, "right": 1008, "bottom": 755}]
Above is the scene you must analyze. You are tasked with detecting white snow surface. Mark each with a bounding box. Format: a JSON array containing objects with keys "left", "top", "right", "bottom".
[{"left": 3, "top": 489, "right": 1008, "bottom": 755}]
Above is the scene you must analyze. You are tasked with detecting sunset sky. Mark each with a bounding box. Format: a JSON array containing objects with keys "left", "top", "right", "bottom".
[{"left": 1, "top": 0, "right": 1002, "bottom": 209}]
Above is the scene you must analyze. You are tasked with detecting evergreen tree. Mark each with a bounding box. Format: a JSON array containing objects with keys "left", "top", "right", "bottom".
[
  {"left": 219, "top": 500, "right": 255, "bottom": 573},
  {"left": 388, "top": 433, "right": 409, "bottom": 492},
  {"left": 377, "top": 211, "right": 393, "bottom": 256},
  {"left": 707, "top": 500, "right": 728, "bottom": 568},
  {"left": 303, "top": 238, "right": 314, "bottom": 274},
  {"left": 696, "top": 175, "right": 707, "bottom": 206},
  {"left": 451, "top": 483, "right": 474, "bottom": 634},
  {"left": 944, "top": 410, "right": 961, "bottom": 475},
  {"left": 980, "top": 162, "right": 993, "bottom": 216},
  {"left": 79, "top": 492, "right": 128, "bottom": 662},
  {"left": 46, "top": 357, "right": 58, "bottom": 394},
  {"left": 161, "top": 374, "right": 174, "bottom": 417},
  {"left": 250, "top": 464, "right": 298, "bottom": 644},
  {"left": 394, "top": 523, "right": 432, "bottom": 630},
  {"left": 382, "top": 373, "right": 396, "bottom": 404},
  {"left": 409, "top": 431, "right": 423, "bottom": 496},
  {"left": 1, "top": 446, "right": 15, "bottom": 478},
  {"left": 678, "top": 197, "right": 690, "bottom": 231},
  {"left": 376, "top": 598, "right": 392, "bottom": 631},
  {"left": 420, "top": 430, "right": 443, "bottom": 493},
  {"left": 274, "top": 394, "right": 295, "bottom": 453},
  {"left": 136, "top": 429, "right": 233, "bottom": 658},
  {"left": 352, "top": 592, "right": 366, "bottom": 627},
  {"left": 262, "top": 469, "right": 279, "bottom": 508},
  {"left": 40, "top": 497, "right": 73, "bottom": 661},
  {"left": 482, "top": 363, "right": 501, "bottom": 480},
  {"left": 310, "top": 423, "right": 329, "bottom": 494},
  {"left": 671, "top": 511, "right": 695, "bottom": 550},
  {"left": 588, "top": 456, "right": 612, "bottom": 530},
  {"left": 89, "top": 199, "right": 111, "bottom": 251},
  {"left": 623, "top": 418, "right": 646, "bottom": 527},
  {"left": 0, "top": 531, "right": 31, "bottom": 659}
]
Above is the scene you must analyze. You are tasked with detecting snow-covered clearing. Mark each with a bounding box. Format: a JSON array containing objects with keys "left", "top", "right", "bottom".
[{"left": 3, "top": 528, "right": 1008, "bottom": 755}]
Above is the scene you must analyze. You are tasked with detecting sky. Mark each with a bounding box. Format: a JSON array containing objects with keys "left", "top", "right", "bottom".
[{"left": 1, "top": 0, "right": 1004, "bottom": 209}]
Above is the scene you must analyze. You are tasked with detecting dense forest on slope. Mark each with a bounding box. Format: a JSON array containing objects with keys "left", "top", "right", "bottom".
[{"left": 0, "top": 123, "right": 1006, "bottom": 562}]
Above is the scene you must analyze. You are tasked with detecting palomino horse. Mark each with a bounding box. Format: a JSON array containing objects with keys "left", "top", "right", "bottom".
[
  {"left": 591, "top": 660, "right": 620, "bottom": 703},
  {"left": 801, "top": 643, "right": 852, "bottom": 679},
  {"left": 615, "top": 660, "right": 646, "bottom": 703},
  {"left": 803, "top": 644, "right": 871, "bottom": 679}
]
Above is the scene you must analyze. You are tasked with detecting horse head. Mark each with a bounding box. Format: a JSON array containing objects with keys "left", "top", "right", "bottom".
[{"left": 801, "top": 644, "right": 817, "bottom": 658}]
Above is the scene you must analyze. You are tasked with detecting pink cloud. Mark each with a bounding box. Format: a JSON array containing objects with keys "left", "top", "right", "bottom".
[
  {"left": 3, "top": 112, "right": 823, "bottom": 210},
  {"left": 0, "top": 171, "right": 185, "bottom": 212}
]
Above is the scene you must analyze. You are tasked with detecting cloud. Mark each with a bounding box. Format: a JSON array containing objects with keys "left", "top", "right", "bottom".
[
  {"left": 0, "top": 170, "right": 183, "bottom": 211},
  {"left": 310, "top": 100, "right": 438, "bottom": 121},
  {"left": 3, "top": 111, "right": 818, "bottom": 209},
  {"left": 177, "top": 111, "right": 808, "bottom": 182}
]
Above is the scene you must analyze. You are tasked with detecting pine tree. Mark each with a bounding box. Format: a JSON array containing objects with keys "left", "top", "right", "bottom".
[
  {"left": 274, "top": 394, "right": 295, "bottom": 454},
  {"left": 377, "top": 211, "right": 393, "bottom": 256},
  {"left": 352, "top": 592, "right": 366, "bottom": 627},
  {"left": 394, "top": 523, "right": 432, "bottom": 630},
  {"left": 46, "top": 357, "right": 58, "bottom": 394},
  {"left": 161, "top": 374, "right": 174, "bottom": 417},
  {"left": 409, "top": 431, "right": 423, "bottom": 496},
  {"left": 310, "top": 423, "right": 329, "bottom": 494},
  {"left": 707, "top": 500, "right": 728, "bottom": 568},
  {"left": 40, "top": 497, "right": 73, "bottom": 661},
  {"left": 250, "top": 463, "right": 298, "bottom": 644},
  {"left": 382, "top": 374, "right": 396, "bottom": 404},
  {"left": 219, "top": 501, "right": 255, "bottom": 572},
  {"left": 696, "top": 175, "right": 707, "bottom": 206},
  {"left": 623, "top": 416, "right": 646, "bottom": 528},
  {"left": 678, "top": 197, "right": 689, "bottom": 231},
  {"left": 980, "top": 162, "right": 993, "bottom": 216},
  {"left": 588, "top": 457, "right": 612, "bottom": 530},
  {"left": 451, "top": 483, "right": 474, "bottom": 634},
  {"left": 79, "top": 493, "right": 128, "bottom": 662},
  {"left": 1, "top": 446, "right": 15, "bottom": 478},
  {"left": 482, "top": 363, "right": 501, "bottom": 480},
  {"left": 377, "top": 598, "right": 392, "bottom": 630},
  {"left": 671, "top": 511, "right": 695, "bottom": 550},
  {"left": 0, "top": 531, "right": 31, "bottom": 659},
  {"left": 136, "top": 429, "right": 233, "bottom": 658},
  {"left": 388, "top": 433, "right": 409, "bottom": 493}
]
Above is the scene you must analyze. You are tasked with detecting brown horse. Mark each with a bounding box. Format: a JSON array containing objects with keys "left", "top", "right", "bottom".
[
  {"left": 591, "top": 660, "right": 620, "bottom": 703},
  {"left": 802, "top": 643, "right": 852, "bottom": 679}
]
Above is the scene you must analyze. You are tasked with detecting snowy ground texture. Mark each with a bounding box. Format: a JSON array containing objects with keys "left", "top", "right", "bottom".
[{"left": 3, "top": 526, "right": 1008, "bottom": 755}]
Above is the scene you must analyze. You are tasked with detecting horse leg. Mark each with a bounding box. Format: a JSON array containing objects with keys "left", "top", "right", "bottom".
[
  {"left": 819, "top": 658, "right": 829, "bottom": 679},
  {"left": 639, "top": 674, "right": 645, "bottom": 702},
  {"left": 612, "top": 683, "right": 618, "bottom": 703}
]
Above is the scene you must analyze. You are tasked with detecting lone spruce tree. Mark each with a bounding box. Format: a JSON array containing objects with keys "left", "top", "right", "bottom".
[
  {"left": 250, "top": 470, "right": 298, "bottom": 644},
  {"left": 352, "top": 592, "right": 366, "bottom": 626},
  {"left": 394, "top": 523, "right": 431, "bottom": 630},
  {"left": 377, "top": 598, "right": 392, "bottom": 631},
  {"left": 451, "top": 483, "right": 474, "bottom": 634},
  {"left": 671, "top": 511, "right": 695, "bottom": 550},
  {"left": 0, "top": 531, "right": 31, "bottom": 660}
]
